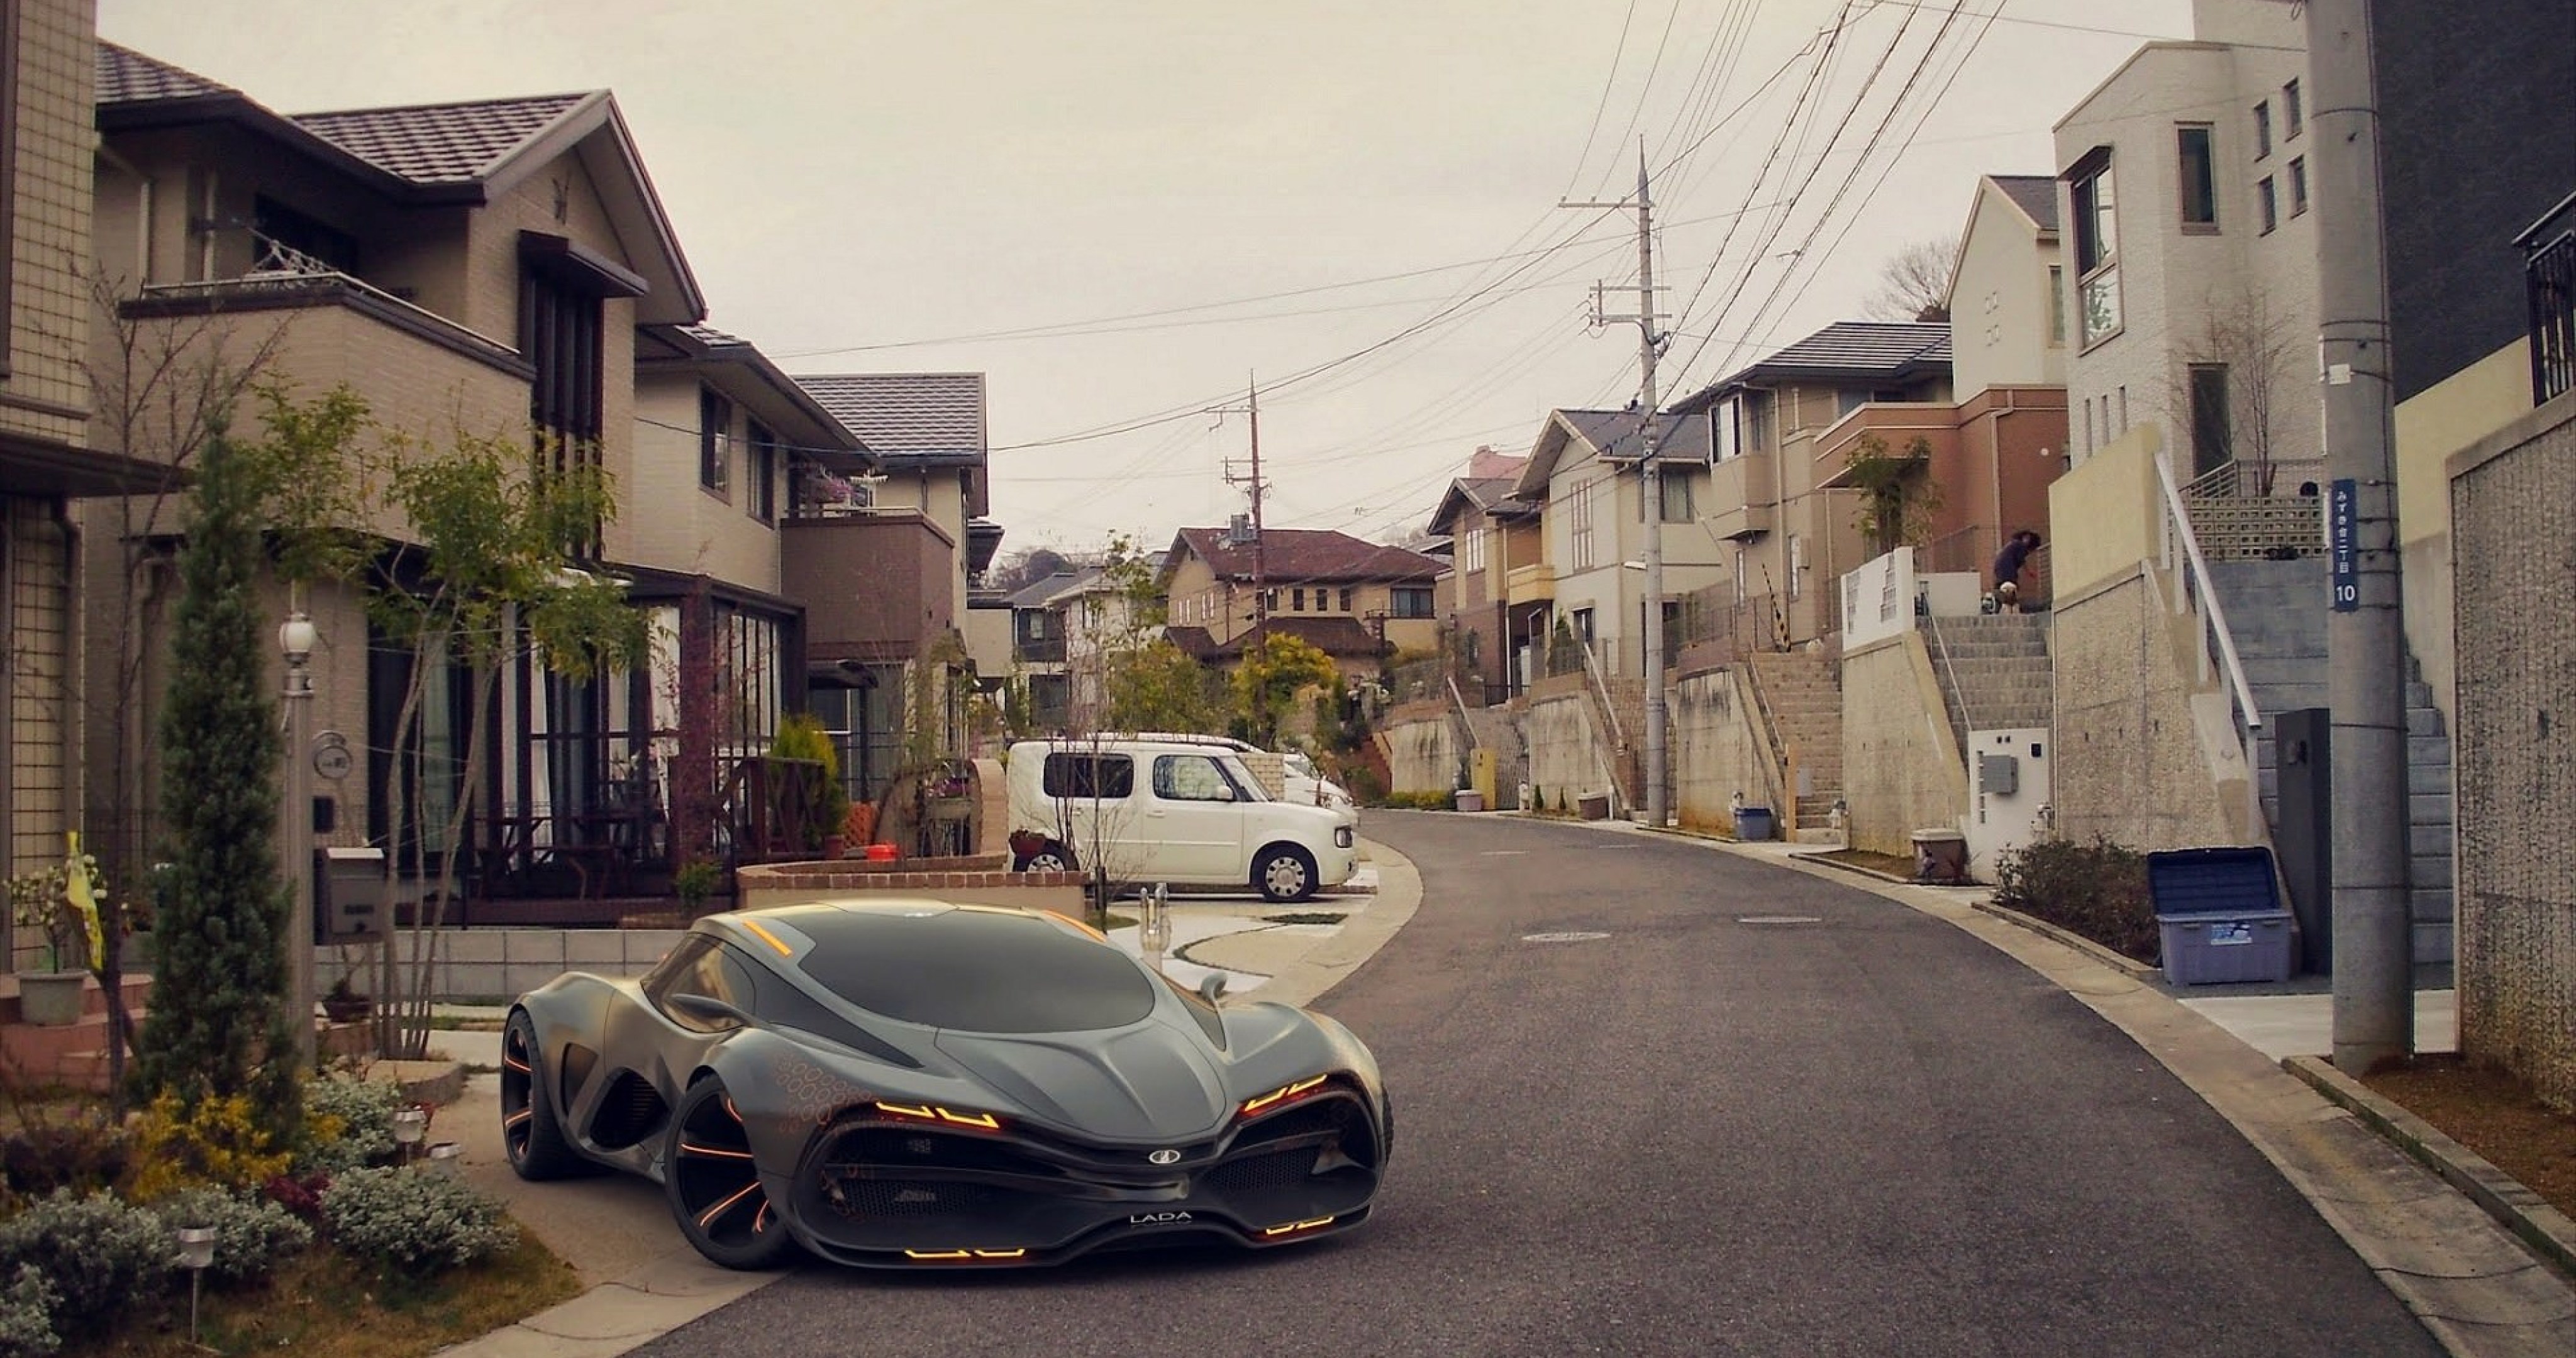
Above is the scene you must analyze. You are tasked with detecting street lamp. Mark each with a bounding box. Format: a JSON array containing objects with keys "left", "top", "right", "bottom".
[{"left": 279, "top": 612, "right": 319, "bottom": 1068}]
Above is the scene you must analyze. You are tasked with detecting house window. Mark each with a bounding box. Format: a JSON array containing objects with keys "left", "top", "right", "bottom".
[
  {"left": 1835, "top": 389, "right": 1872, "bottom": 417},
  {"left": 1461, "top": 527, "right": 1486, "bottom": 574},
  {"left": 1786, "top": 534, "right": 1806, "bottom": 602},
  {"left": 747, "top": 422, "right": 777, "bottom": 522},
  {"left": 2070, "top": 154, "right": 2121, "bottom": 346},
  {"left": 2189, "top": 364, "right": 2232, "bottom": 478},
  {"left": 253, "top": 195, "right": 360, "bottom": 275},
  {"left": 2284, "top": 79, "right": 2302, "bottom": 139},
  {"left": 1339, "top": 587, "right": 1353, "bottom": 611},
  {"left": 1391, "top": 586, "right": 1435, "bottom": 619},
  {"left": 699, "top": 389, "right": 732, "bottom": 494},
  {"left": 1659, "top": 471, "right": 1692, "bottom": 523},
  {"left": 1568, "top": 479, "right": 1597, "bottom": 570},
  {"left": 1713, "top": 397, "right": 1743, "bottom": 462},
  {"left": 523, "top": 270, "right": 605, "bottom": 450},
  {"left": 2047, "top": 265, "right": 2067, "bottom": 345},
  {"left": 2176, "top": 124, "right": 2218, "bottom": 230},
  {"left": 1745, "top": 391, "right": 1772, "bottom": 453},
  {"left": 2289, "top": 157, "right": 2309, "bottom": 217},
  {"left": 1292, "top": 587, "right": 1306, "bottom": 612},
  {"left": 2253, "top": 100, "right": 2273, "bottom": 158},
  {"left": 2257, "top": 177, "right": 2279, "bottom": 235}
]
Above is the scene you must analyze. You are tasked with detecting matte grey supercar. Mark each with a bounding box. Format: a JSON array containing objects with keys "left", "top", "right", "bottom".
[{"left": 501, "top": 898, "right": 1392, "bottom": 1269}]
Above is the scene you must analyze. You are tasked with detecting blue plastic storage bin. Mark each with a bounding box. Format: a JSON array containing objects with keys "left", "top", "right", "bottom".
[
  {"left": 2148, "top": 847, "right": 2292, "bottom": 985},
  {"left": 1734, "top": 807, "right": 1775, "bottom": 841}
]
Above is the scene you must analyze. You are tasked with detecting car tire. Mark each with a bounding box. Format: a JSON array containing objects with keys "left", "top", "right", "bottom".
[
  {"left": 1016, "top": 841, "right": 1076, "bottom": 873},
  {"left": 1254, "top": 844, "right": 1318, "bottom": 903},
  {"left": 665, "top": 1077, "right": 799, "bottom": 1271},
  {"left": 500, "top": 1011, "right": 589, "bottom": 1180}
]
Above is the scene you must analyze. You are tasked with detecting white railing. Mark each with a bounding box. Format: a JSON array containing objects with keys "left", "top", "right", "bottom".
[
  {"left": 2153, "top": 450, "right": 2265, "bottom": 842},
  {"left": 1575, "top": 641, "right": 1628, "bottom": 819}
]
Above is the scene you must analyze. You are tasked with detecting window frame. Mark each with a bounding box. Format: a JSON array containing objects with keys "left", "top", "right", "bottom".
[
  {"left": 2257, "top": 176, "right": 2279, "bottom": 235},
  {"left": 2253, "top": 100, "right": 2273, "bottom": 159},
  {"left": 2068, "top": 153, "right": 2122, "bottom": 349},
  {"left": 1658, "top": 469, "right": 1692, "bottom": 523},
  {"left": 2288, "top": 157, "right": 2309, "bottom": 218},
  {"left": 746, "top": 421, "right": 777, "bottom": 523},
  {"left": 1391, "top": 585, "right": 1436, "bottom": 619},
  {"left": 2188, "top": 362, "right": 2233, "bottom": 477},
  {"left": 2176, "top": 123, "right": 2219, "bottom": 232},
  {"left": 2283, "top": 79, "right": 2302, "bottom": 140},
  {"left": 699, "top": 387, "right": 733, "bottom": 495}
]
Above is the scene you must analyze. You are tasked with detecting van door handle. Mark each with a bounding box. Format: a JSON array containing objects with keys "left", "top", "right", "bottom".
[{"left": 1144, "top": 809, "right": 1167, "bottom": 818}]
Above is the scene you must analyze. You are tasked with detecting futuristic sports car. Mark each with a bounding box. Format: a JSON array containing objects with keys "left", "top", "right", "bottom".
[{"left": 501, "top": 898, "right": 1392, "bottom": 1269}]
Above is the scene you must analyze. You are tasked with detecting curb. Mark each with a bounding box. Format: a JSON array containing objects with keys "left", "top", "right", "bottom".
[
  {"left": 1966, "top": 898, "right": 2163, "bottom": 981},
  {"left": 1253, "top": 837, "right": 1422, "bottom": 1010},
  {"left": 2285, "top": 1054, "right": 2576, "bottom": 1283}
]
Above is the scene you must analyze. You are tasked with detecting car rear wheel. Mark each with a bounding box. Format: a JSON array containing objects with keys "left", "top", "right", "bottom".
[
  {"left": 1255, "top": 844, "right": 1318, "bottom": 903},
  {"left": 1015, "top": 841, "right": 1075, "bottom": 873},
  {"left": 665, "top": 1078, "right": 798, "bottom": 1270},
  {"left": 500, "top": 1012, "right": 587, "bottom": 1180}
]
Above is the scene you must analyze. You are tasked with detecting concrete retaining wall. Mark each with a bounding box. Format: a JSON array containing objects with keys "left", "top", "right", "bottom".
[
  {"left": 1522, "top": 691, "right": 1609, "bottom": 814},
  {"left": 2050, "top": 566, "right": 2246, "bottom": 851},
  {"left": 1381, "top": 708, "right": 1460, "bottom": 795},
  {"left": 316, "top": 928, "right": 690, "bottom": 1003},
  {"left": 1670, "top": 668, "right": 1771, "bottom": 832},
  {"left": 1840, "top": 632, "right": 1970, "bottom": 857}
]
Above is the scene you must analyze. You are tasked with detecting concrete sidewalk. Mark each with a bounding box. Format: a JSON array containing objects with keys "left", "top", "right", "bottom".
[{"left": 416, "top": 839, "right": 1424, "bottom": 1358}]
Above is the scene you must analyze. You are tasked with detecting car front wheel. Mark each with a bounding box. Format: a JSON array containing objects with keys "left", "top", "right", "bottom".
[
  {"left": 665, "top": 1078, "right": 799, "bottom": 1271},
  {"left": 500, "top": 1012, "right": 588, "bottom": 1180},
  {"left": 1254, "top": 844, "right": 1318, "bottom": 903}
]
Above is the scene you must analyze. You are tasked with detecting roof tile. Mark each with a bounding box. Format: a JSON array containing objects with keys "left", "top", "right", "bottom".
[
  {"left": 794, "top": 374, "right": 988, "bottom": 459},
  {"left": 1174, "top": 526, "right": 1441, "bottom": 584},
  {"left": 97, "top": 41, "right": 238, "bottom": 104},
  {"left": 292, "top": 94, "right": 593, "bottom": 185},
  {"left": 1992, "top": 174, "right": 2061, "bottom": 231}
]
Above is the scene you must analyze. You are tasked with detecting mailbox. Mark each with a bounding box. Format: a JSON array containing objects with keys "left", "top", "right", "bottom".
[{"left": 314, "top": 847, "right": 390, "bottom": 942}]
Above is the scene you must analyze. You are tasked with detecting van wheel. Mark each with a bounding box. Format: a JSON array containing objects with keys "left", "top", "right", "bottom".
[
  {"left": 1254, "top": 845, "right": 1317, "bottom": 903},
  {"left": 1016, "top": 841, "right": 1076, "bottom": 873}
]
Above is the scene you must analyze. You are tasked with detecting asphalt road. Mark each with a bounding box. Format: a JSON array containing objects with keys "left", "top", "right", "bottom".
[{"left": 631, "top": 812, "right": 2442, "bottom": 1357}]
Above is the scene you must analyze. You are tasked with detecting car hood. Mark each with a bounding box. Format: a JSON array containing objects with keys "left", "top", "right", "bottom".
[{"left": 932, "top": 1018, "right": 1233, "bottom": 1142}]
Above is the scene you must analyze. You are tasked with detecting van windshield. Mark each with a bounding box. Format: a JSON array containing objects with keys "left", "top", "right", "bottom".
[{"left": 1218, "top": 756, "right": 1270, "bottom": 800}]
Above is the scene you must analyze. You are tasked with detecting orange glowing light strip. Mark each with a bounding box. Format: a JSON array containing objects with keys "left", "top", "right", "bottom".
[
  {"left": 874, "top": 1101, "right": 937, "bottom": 1120},
  {"left": 936, "top": 1108, "right": 1001, "bottom": 1129},
  {"left": 680, "top": 1140, "right": 754, "bottom": 1160},
  {"left": 903, "top": 1247, "right": 1028, "bottom": 1262},
  {"left": 874, "top": 1101, "right": 1002, "bottom": 1130},
  {"left": 1241, "top": 1074, "right": 1331, "bottom": 1115},
  {"left": 1260, "top": 1215, "right": 1336, "bottom": 1237},
  {"left": 697, "top": 1183, "right": 762, "bottom": 1230},
  {"left": 740, "top": 919, "right": 794, "bottom": 956},
  {"left": 973, "top": 1249, "right": 1026, "bottom": 1260}
]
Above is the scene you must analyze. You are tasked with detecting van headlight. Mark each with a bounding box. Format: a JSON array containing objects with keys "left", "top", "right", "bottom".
[{"left": 1334, "top": 827, "right": 1354, "bottom": 849}]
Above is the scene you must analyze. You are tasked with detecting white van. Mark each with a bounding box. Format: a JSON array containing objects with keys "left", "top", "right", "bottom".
[{"left": 1004, "top": 737, "right": 1358, "bottom": 902}]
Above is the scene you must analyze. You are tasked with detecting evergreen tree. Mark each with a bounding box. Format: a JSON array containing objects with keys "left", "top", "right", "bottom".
[{"left": 132, "top": 430, "right": 302, "bottom": 1137}]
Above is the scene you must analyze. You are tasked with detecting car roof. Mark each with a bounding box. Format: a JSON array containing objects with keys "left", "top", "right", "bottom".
[{"left": 703, "top": 900, "right": 1157, "bottom": 1034}]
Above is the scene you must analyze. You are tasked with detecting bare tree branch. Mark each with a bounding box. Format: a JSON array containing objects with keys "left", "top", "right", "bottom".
[{"left": 1863, "top": 236, "right": 1961, "bottom": 323}]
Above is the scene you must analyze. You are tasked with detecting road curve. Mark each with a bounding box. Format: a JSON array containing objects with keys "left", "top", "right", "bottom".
[{"left": 631, "top": 810, "right": 2441, "bottom": 1357}]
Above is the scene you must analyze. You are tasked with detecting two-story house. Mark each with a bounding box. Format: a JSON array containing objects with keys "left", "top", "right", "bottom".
[
  {"left": 1668, "top": 324, "right": 1949, "bottom": 649},
  {"left": 1160, "top": 523, "right": 1440, "bottom": 675},
  {"left": 1506, "top": 409, "right": 1723, "bottom": 682},
  {"left": 1924, "top": 175, "right": 2072, "bottom": 586},
  {"left": 2, "top": 2, "right": 171, "bottom": 953},
  {"left": 1423, "top": 450, "right": 1538, "bottom": 702}
]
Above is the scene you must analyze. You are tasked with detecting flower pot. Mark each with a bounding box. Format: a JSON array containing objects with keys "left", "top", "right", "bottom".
[
  {"left": 822, "top": 835, "right": 850, "bottom": 861},
  {"left": 13, "top": 971, "right": 87, "bottom": 1027}
]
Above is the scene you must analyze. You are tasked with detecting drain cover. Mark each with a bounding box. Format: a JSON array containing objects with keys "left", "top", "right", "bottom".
[
  {"left": 1521, "top": 930, "right": 1611, "bottom": 943},
  {"left": 1736, "top": 915, "right": 1823, "bottom": 925}
]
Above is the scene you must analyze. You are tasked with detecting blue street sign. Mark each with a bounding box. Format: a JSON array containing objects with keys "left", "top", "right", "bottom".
[{"left": 2328, "top": 478, "right": 2358, "bottom": 612}]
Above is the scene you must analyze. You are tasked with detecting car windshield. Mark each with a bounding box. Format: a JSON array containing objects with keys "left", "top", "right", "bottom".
[
  {"left": 782, "top": 905, "right": 1157, "bottom": 1034},
  {"left": 1218, "top": 755, "right": 1270, "bottom": 800}
]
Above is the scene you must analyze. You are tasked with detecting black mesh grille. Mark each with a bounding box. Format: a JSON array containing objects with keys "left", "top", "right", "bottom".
[
  {"left": 822, "top": 1127, "right": 1066, "bottom": 1180},
  {"left": 1202, "top": 1147, "right": 1317, "bottom": 1195},
  {"left": 823, "top": 1174, "right": 1006, "bottom": 1220}
]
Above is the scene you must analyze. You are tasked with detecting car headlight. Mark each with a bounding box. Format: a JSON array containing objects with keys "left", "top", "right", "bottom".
[
  {"left": 1334, "top": 827, "right": 1354, "bottom": 849},
  {"left": 1240, "top": 1074, "right": 1332, "bottom": 1117}
]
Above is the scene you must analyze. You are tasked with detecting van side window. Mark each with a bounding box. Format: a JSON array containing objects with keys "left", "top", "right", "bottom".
[
  {"left": 1043, "top": 753, "right": 1134, "bottom": 799},
  {"left": 1153, "top": 754, "right": 1235, "bottom": 802}
]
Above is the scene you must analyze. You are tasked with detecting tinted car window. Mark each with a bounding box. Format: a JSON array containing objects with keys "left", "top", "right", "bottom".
[
  {"left": 643, "top": 935, "right": 756, "bottom": 1032},
  {"left": 793, "top": 907, "right": 1156, "bottom": 1033},
  {"left": 1043, "top": 753, "right": 1134, "bottom": 800},
  {"left": 1153, "top": 754, "right": 1234, "bottom": 802}
]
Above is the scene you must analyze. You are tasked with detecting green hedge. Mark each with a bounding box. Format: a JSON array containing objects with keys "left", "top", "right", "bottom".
[{"left": 1990, "top": 836, "right": 2159, "bottom": 964}]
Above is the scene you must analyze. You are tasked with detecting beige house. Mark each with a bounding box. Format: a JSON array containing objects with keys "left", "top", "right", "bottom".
[
  {"left": 3, "top": 1, "right": 170, "bottom": 961},
  {"left": 1506, "top": 409, "right": 1726, "bottom": 682},
  {"left": 1423, "top": 449, "right": 1539, "bottom": 704},
  {"left": 1161, "top": 524, "right": 1440, "bottom": 675}
]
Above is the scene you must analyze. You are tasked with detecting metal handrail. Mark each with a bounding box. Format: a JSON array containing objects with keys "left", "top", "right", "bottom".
[
  {"left": 1923, "top": 612, "right": 1974, "bottom": 748},
  {"left": 2152, "top": 450, "right": 2263, "bottom": 734},
  {"left": 1575, "top": 641, "right": 1628, "bottom": 819}
]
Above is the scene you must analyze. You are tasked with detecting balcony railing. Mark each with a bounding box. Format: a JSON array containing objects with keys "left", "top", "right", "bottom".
[
  {"left": 1014, "top": 636, "right": 1067, "bottom": 664},
  {"left": 2520, "top": 189, "right": 2576, "bottom": 405}
]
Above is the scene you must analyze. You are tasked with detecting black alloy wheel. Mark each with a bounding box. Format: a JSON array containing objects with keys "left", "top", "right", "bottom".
[
  {"left": 501, "top": 1012, "right": 585, "bottom": 1179},
  {"left": 665, "top": 1078, "right": 799, "bottom": 1270}
]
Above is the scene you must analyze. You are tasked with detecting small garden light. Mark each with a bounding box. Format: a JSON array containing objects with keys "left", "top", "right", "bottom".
[
  {"left": 426, "top": 1141, "right": 463, "bottom": 1176},
  {"left": 176, "top": 1225, "right": 216, "bottom": 1343},
  {"left": 392, "top": 1105, "right": 430, "bottom": 1163}
]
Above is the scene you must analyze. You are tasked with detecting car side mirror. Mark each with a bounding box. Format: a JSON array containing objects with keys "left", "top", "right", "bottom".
[
  {"left": 1198, "top": 974, "right": 1228, "bottom": 1004},
  {"left": 672, "top": 992, "right": 756, "bottom": 1028}
]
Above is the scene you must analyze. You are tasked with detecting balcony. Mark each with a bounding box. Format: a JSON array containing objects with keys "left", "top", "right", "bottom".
[
  {"left": 1704, "top": 450, "right": 1775, "bottom": 540},
  {"left": 2522, "top": 189, "right": 2576, "bottom": 405},
  {"left": 1813, "top": 404, "right": 1957, "bottom": 488},
  {"left": 1014, "top": 636, "right": 1067, "bottom": 665},
  {"left": 782, "top": 508, "right": 957, "bottom": 664},
  {"left": 1504, "top": 561, "right": 1555, "bottom": 605}
]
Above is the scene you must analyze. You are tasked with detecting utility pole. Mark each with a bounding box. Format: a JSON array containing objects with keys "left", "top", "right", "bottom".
[
  {"left": 1567, "top": 146, "right": 1670, "bottom": 826},
  {"left": 1220, "top": 377, "right": 1270, "bottom": 645},
  {"left": 2308, "top": 0, "right": 2412, "bottom": 1071}
]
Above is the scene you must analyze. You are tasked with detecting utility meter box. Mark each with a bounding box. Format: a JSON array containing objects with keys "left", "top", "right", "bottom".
[
  {"left": 1964, "top": 729, "right": 2051, "bottom": 881},
  {"left": 314, "top": 847, "right": 390, "bottom": 943},
  {"left": 1977, "top": 753, "right": 2020, "bottom": 797}
]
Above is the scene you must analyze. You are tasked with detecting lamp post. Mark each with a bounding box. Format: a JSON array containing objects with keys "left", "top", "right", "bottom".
[
  {"left": 279, "top": 611, "right": 319, "bottom": 1068},
  {"left": 176, "top": 1225, "right": 216, "bottom": 1344}
]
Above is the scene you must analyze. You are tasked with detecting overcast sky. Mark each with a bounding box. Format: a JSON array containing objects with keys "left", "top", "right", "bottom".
[{"left": 98, "top": 1, "right": 2192, "bottom": 559}]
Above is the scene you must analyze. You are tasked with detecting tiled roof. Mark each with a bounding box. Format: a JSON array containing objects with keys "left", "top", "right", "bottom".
[
  {"left": 97, "top": 41, "right": 238, "bottom": 104},
  {"left": 1163, "top": 626, "right": 1219, "bottom": 661},
  {"left": 1556, "top": 409, "right": 1714, "bottom": 462},
  {"left": 1212, "top": 617, "right": 1390, "bottom": 661},
  {"left": 677, "top": 323, "right": 747, "bottom": 348},
  {"left": 293, "top": 94, "right": 594, "bottom": 185},
  {"left": 1686, "top": 322, "right": 1952, "bottom": 402},
  {"left": 1008, "top": 569, "right": 1094, "bottom": 609},
  {"left": 1172, "top": 527, "right": 1441, "bottom": 584},
  {"left": 1992, "top": 175, "right": 2060, "bottom": 231},
  {"left": 794, "top": 374, "right": 988, "bottom": 460}
]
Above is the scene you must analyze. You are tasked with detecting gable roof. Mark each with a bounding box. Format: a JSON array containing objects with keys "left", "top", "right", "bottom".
[
  {"left": 1513, "top": 407, "right": 1715, "bottom": 497},
  {"left": 1989, "top": 174, "right": 2060, "bottom": 232},
  {"left": 1167, "top": 526, "right": 1441, "bottom": 585},
  {"left": 637, "top": 323, "right": 869, "bottom": 465},
  {"left": 794, "top": 373, "right": 987, "bottom": 460},
  {"left": 96, "top": 43, "right": 704, "bottom": 324},
  {"left": 1426, "top": 473, "right": 1535, "bottom": 536},
  {"left": 1672, "top": 321, "right": 1951, "bottom": 412}
]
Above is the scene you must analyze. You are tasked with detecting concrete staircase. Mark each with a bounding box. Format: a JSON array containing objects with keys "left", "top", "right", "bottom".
[
  {"left": 0, "top": 973, "right": 152, "bottom": 1092},
  {"left": 1748, "top": 651, "right": 1845, "bottom": 834},
  {"left": 2209, "top": 560, "right": 2455, "bottom": 961},
  {"left": 1922, "top": 614, "right": 2054, "bottom": 756}
]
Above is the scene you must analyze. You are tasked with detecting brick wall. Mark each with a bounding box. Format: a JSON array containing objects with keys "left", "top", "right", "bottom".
[
  {"left": 2448, "top": 393, "right": 2576, "bottom": 1110},
  {"left": 3, "top": 0, "right": 95, "bottom": 443}
]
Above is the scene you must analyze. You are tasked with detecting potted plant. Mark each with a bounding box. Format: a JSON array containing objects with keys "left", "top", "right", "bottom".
[
  {"left": 8, "top": 847, "right": 100, "bottom": 1027},
  {"left": 674, "top": 856, "right": 721, "bottom": 915},
  {"left": 772, "top": 714, "right": 852, "bottom": 859}
]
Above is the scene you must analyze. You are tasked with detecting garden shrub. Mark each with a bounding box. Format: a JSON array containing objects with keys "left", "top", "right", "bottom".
[
  {"left": 1990, "top": 836, "right": 2159, "bottom": 964},
  {"left": 0, "top": 1119, "right": 128, "bottom": 1200},
  {"left": 321, "top": 1168, "right": 516, "bottom": 1275},
  {"left": 0, "top": 1191, "right": 171, "bottom": 1333},
  {"left": 143, "top": 1186, "right": 314, "bottom": 1287},
  {"left": 0, "top": 1265, "right": 57, "bottom": 1358},
  {"left": 121, "top": 1092, "right": 293, "bottom": 1201},
  {"left": 298, "top": 1075, "right": 406, "bottom": 1175}
]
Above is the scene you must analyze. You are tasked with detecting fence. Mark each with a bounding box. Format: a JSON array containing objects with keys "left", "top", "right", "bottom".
[{"left": 2521, "top": 189, "right": 2576, "bottom": 405}]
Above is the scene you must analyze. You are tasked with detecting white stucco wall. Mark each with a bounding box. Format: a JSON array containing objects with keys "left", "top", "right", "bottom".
[{"left": 1949, "top": 179, "right": 2065, "bottom": 400}]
